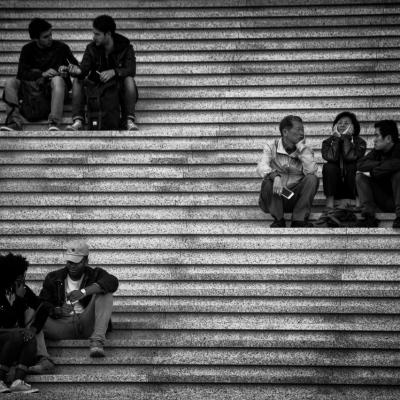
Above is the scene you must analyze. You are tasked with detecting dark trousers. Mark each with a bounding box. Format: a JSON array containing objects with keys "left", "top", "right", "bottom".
[
  {"left": 356, "top": 171, "right": 400, "bottom": 217},
  {"left": 259, "top": 174, "right": 319, "bottom": 221},
  {"left": 0, "top": 330, "right": 37, "bottom": 380},
  {"left": 322, "top": 162, "right": 357, "bottom": 199},
  {"left": 71, "top": 76, "right": 138, "bottom": 121}
]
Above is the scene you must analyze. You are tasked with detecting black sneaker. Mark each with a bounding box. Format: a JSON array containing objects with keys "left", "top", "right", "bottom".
[
  {"left": 355, "top": 215, "right": 379, "bottom": 227},
  {"left": 270, "top": 218, "right": 286, "bottom": 228},
  {"left": 291, "top": 220, "right": 314, "bottom": 228},
  {"left": 393, "top": 217, "right": 400, "bottom": 229}
]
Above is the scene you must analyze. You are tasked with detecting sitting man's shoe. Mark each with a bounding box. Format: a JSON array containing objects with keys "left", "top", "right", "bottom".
[
  {"left": 48, "top": 122, "right": 60, "bottom": 131},
  {"left": 127, "top": 118, "right": 139, "bottom": 131},
  {"left": 9, "top": 380, "right": 39, "bottom": 394},
  {"left": 67, "top": 119, "right": 84, "bottom": 131},
  {"left": 0, "top": 121, "right": 22, "bottom": 131},
  {"left": 0, "top": 381, "right": 10, "bottom": 393},
  {"left": 393, "top": 216, "right": 400, "bottom": 229},
  {"left": 355, "top": 215, "right": 379, "bottom": 228},
  {"left": 291, "top": 220, "right": 314, "bottom": 228},
  {"left": 28, "top": 356, "right": 55, "bottom": 375},
  {"left": 90, "top": 341, "right": 105, "bottom": 358},
  {"left": 270, "top": 218, "right": 286, "bottom": 228}
]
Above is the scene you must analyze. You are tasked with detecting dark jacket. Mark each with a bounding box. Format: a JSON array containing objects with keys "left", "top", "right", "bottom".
[
  {"left": 78, "top": 33, "right": 136, "bottom": 82},
  {"left": 322, "top": 135, "right": 367, "bottom": 176},
  {"left": 39, "top": 266, "right": 119, "bottom": 317},
  {"left": 357, "top": 142, "right": 400, "bottom": 179},
  {"left": 0, "top": 286, "right": 50, "bottom": 332},
  {"left": 17, "top": 40, "right": 79, "bottom": 88}
]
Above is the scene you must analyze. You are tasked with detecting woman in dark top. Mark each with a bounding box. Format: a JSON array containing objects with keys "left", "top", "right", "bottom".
[
  {"left": 0, "top": 253, "right": 50, "bottom": 394},
  {"left": 319, "top": 112, "right": 367, "bottom": 221}
]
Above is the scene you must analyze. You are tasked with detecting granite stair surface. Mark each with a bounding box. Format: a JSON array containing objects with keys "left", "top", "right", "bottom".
[{"left": 1, "top": 1, "right": 400, "bottom": 399}]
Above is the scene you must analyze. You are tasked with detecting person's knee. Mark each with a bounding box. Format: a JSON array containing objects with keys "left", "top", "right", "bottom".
[
  {"left": 51, "top": 76, "right": 66, "bottom": 90},
  {"left": 5, "top": 76, "right": 20, "bottom": 90},
  {"left": 356, "top": 172, "right": 368, "bottom": 186},
  {"left": 303, "top": 174, "right": 319, "bottom": 189}
]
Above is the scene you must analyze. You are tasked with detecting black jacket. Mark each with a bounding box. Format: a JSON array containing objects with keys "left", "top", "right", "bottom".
[
  {"left": 39, "top": 266, "right": 119, "bottom": 317},
  {"left": 357, "top": 142, "right": 400, "bottom": 179},
  {"left": 17, "top": 40, "right": 79, "bottom": 88},
  {"left": 78, "top": 33, "right": 136, "bottom": 82},
  {"left": 0, "top": 286, "right": 51, "bottom": 332}
]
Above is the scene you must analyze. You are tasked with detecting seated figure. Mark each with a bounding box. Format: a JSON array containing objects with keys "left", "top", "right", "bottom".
[{"left": 257, "top": 115, "right": 319, "bottom": 228}]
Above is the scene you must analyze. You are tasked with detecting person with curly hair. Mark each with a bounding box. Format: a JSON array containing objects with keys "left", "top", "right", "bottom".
[{"left": 0, "top": 253, "right": 50, "bottom": 394}]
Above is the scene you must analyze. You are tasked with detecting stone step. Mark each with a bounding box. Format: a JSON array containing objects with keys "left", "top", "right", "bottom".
[
  {"left": 1, "top": 220, "right": 397, "bottom": 235},
  {"left": 23, "top": 366, "right": 400, "bottom": 385},
  {"left": 2, "top": 5, "right": 399, "bottom": 19},
  {"left": 2, "top": 15, "right": 399, "bottom": 30},
  {"left": 45, "top": 330, "right": 400, "bottom": 349},
  {"left": 17, "top": 297, "right": 400, "bottom": 314},
  {"left": 36, "top": 348, "right": 400, "bottom": 367},
  {"left": 3, "top": 233, "right": 399, "bottom": 250},
  {"left": 3, "top": 26, "right": 399, "bottom": 41},
  {"left": 2, "top": 37, "right": 400, "bottom": 52},
  {"left": 3, "top": 49, "right": 400, "bottom": 63},
  {"left": 26, "top": 281, "right": 400, "bottom": 297},
  {"left": 10, "top": 384, "right": 400, "bottom": 400},
  {"left": 25, "top": 264, "right": 400, "bottom": 282}
]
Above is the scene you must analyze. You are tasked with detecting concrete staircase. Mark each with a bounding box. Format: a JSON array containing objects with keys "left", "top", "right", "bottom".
[{"left": 1, "top": 1, "right": 400, "bottom": 399}]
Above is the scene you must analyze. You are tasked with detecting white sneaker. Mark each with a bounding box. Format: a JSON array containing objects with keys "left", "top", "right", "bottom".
[
  {"left": 10, "top": 379, "right": 39, "bottom": 394},
  {"left": 66, "top": 119, "right": 83, "bottom": 131},
  {"left": 127, "top": 119, "right": 138, "bottom": 131},
  {"left": 0, "top": 380, "right": 10, "bottom": 393}
]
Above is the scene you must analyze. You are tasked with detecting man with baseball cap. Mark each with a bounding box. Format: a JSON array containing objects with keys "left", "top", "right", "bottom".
[{"left": 29, "top": 239, "right": 119, "bottom": 374}]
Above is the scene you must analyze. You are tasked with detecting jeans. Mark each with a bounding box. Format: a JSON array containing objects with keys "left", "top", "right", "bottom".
[
  {"left": 71, "top": 76, "right": 138, "bottom": 122},
  {"left": 3, "top": 76, "right": 66, "bottom": 125},
  {"left": 259, "top": 174, "right": 319, "bottom": 221},
  {"left": 0, "top": 330, "right": 37, "bottom": 381},
  {"left": 356, "top": 171, "right": 400, "bottom": 217},
  {"left": 33, "top": 293, "right": 113, "bottom": 358},
  {"left": 322, "top": 162, "right": 357, "bottom": 200}
]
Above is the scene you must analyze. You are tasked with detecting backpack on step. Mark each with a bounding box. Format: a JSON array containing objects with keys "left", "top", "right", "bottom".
[
  {"left": 19, "top": 79, "right": 51, "bottom": 121},
  {"left": 84, "top": 79, "right": 121, "bottom": 130}
]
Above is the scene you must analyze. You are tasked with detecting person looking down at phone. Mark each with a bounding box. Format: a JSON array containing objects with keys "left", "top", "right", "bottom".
[
  {"left": 29, "top": 240, "right": 119, "bottom": 374},
  {"left": 0, "top": 253, "right": 51, "bottom": 394},
  {"left": 316, "top": 112, "right": 366, "bottom": 225},
  {"left": 257, "top": 115, "right": 319, "bottom": 227}
]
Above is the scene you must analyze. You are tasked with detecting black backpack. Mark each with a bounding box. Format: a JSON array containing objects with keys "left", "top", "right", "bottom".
[{"left": 84, "top": 79, "right": 121, "bottom": 130}]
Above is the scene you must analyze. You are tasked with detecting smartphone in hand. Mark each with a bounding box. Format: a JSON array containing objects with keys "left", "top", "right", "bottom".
[{"left": 281, "top": 187, "right": 294, "bottom": 199}]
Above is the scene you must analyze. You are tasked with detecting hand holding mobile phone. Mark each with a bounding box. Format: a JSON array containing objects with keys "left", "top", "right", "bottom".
[{"left": 281, "top": 187, "right": 294, "bottom": 199}]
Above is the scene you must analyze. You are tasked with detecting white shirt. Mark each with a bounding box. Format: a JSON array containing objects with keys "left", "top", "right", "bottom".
[{"left": 65, "top": 275, "right": 84, "bottom": 314}]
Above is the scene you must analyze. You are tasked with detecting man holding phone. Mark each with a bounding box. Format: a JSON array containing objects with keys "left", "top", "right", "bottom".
[
  {"left": 257, "top": 115, "right": 319, "bottom": 227},
  {"left": 29, "top": 240, "right": 119, "bottom": 374}
]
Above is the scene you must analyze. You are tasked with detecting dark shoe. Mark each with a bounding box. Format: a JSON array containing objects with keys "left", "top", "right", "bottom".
[
  {"left": 270, "top": 218, "right": 286, "bottom": 228},
  {"left": 127, "top": 118, "right": 139, "bottom": 131},
  {"left": 90, "top": 341, "right": 105, "bottom": 358},
  {"left": 315, "top": 207, "right": 334, "bottom": 227},
  {"left": 355, "top": 215, "right": 379, "bottom": 228},
  {"left": 0, "top": 121, "right": 22, "bottom": 131},
  {"left": 48, "top": 122, "right": 60, "bottom": 131},
  {"left": 28, "top": 356, "right": 55, "bottom": 375},
  {"left": 393, "top": 217, "right": 400, "bottom": 229},
  {"left": 291, "top": 220, "right": 314, "bottom": 228},
  {"left": 66, "top": 119, "right": 84, "bottom": 131}
]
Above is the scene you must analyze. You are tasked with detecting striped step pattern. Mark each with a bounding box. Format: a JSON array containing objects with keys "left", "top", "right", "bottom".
[{"left": 1, "top": 1, "right": 400, "bottom": 399}]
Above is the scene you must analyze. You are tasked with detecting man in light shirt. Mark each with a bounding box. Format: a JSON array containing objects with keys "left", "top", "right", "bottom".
[
  {"left": 29, "top": 239, "right": 119, "bottom": 373},
  {"left": 257, "top": 115, "right": 319, "bottom": 227}
]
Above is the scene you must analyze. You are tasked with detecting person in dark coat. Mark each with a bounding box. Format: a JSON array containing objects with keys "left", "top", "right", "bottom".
[
  {"left": 356, "top": 120, "right": 400, "bottom": 227},
  {"left": 0, "top": 18, "right": 79, "bottom": 131},
  {"left": 0, "top": 253, "right": 50, "bottom": 394},
  {"left": 29, "top": 239, "right": 119, "bottom": 374},
  {"left": 66, "top": 15, "right": 139, "bottom": 131}
]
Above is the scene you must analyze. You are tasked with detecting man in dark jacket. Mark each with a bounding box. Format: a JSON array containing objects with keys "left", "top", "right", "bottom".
[
  {"left": 29, "top": 239, "right": 119, "bottom": 374},
  {"left": 66, "top": 15, "right": 139, "bottom": 131},
  {"left": 356, "top": 120, "right": 400, "bottom": 227},
  {"left": 1, "top": 18, "right": 79, "bottom": 131}
]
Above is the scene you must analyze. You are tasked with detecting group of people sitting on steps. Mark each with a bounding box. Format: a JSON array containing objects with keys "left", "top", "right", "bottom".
[
  {"left": 0, "top": 241, "right": 118, "bottom": 394},
  {"left": 1, "top": 15, "right": 138, "bottom": 132},
  {"left": 257, "top": 114, "right": 400, "bottom": 228}
]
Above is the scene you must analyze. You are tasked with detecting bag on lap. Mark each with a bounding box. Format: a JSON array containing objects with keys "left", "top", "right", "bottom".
[
  {"left": 84, "top": 79, "right": 121, "bottom": 130},
  {"left": 19, "top": 79, "right": 51, "bottom": 121}
]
